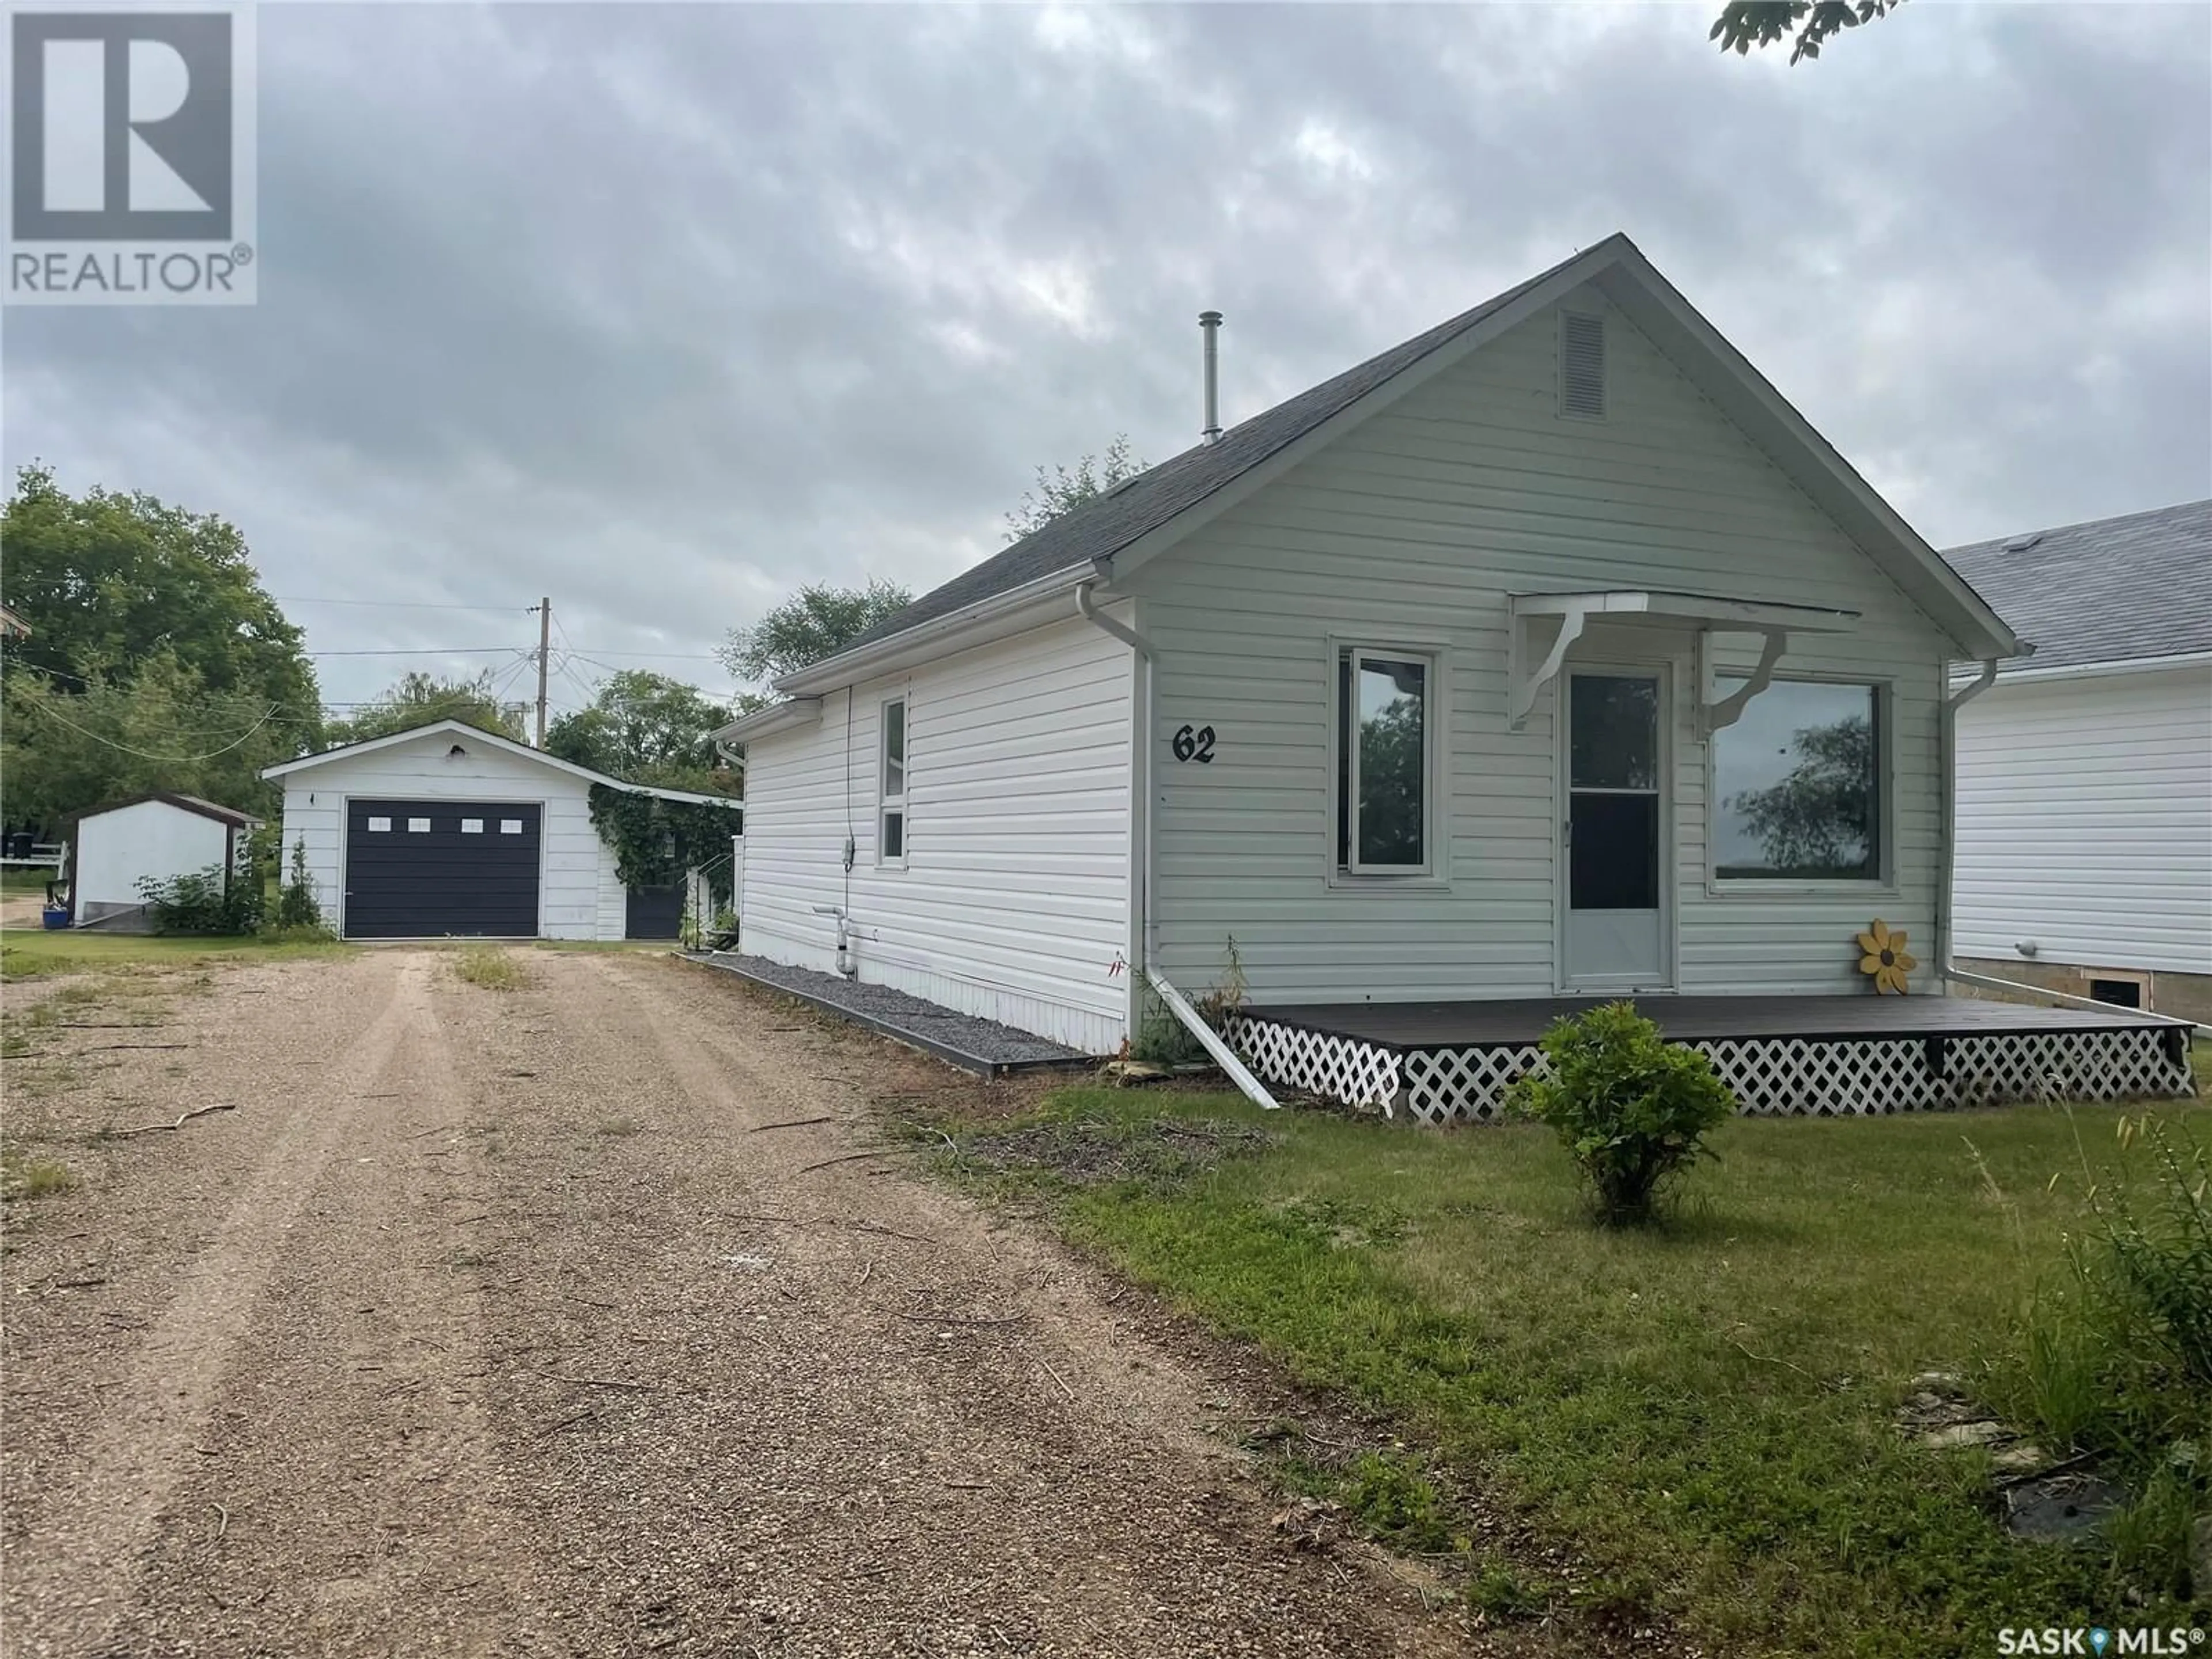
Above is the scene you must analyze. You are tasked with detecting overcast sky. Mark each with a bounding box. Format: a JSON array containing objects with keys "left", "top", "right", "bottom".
[{"left": 4, "top": 2, "right": 2207, "bottom": 713}]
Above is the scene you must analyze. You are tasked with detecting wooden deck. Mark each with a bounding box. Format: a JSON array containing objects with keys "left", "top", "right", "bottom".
[{"left": 1251, "top": 993, "right": 2190, "bottom": 1051}]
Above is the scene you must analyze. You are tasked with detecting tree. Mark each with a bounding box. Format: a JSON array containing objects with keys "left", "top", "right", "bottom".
[
  {"left": 0, "top": 467, "right": 320, "bottom": 825},
  {"left": 0, "top": 651, "right": 289, "bottom": 825},
  {"left": 1711, "top": 0, "right": 1904, "bottom": 63},
  {"left": 1728, "top": 714, "right": 1877, "bottom": 877},
  {"left": 1003, "top": 434, "right": 1145, "bottom": 542},
  {"left": 719, "top": 581, "right": 914, "bottom": 687},
  {"left": 546, "top": 669, "right": 739, "bottom": 793},
  {"left": 323, "top": 671, "right": 527, "bottom": 747},
  {"left": 0, "top": 464, "right": 318, "bottom": 722}
]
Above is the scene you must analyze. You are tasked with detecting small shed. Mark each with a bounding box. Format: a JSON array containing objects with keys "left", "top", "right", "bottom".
[{"left": 67, "top": 793, "right": 260, "bottom": 929}]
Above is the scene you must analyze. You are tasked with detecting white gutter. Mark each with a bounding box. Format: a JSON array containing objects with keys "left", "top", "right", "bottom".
[
  {"left": 1946, "top": 648, "right": 2208, "bottom": 688},
  {"left": 1936, "top": 659, "right": 2001, "bottom": 985},
  {"left": 776, "top": 566, "right": 1094, "bottom": 697},
  {"left": 1075, "top": 578, "right": 1158, "bottom": 1040},
  {"left": 1942, "top": 965, "right": 2210, "bottom": 1040},
  {"left": 713, "top": 696, "right": 823, "bottom": 746},
  {"left": 1149, "top": 974, "right": 1280, "bottom": 1110}
]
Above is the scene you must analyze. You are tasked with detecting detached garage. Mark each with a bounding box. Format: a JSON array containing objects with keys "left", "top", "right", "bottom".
[{"left": 263, "top": 719, "right": 737, "bottom": 942}]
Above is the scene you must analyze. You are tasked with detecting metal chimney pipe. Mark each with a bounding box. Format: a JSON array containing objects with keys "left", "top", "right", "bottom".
[{"left": 1199, "top": 310, "right": 1224, "bottom": 444}]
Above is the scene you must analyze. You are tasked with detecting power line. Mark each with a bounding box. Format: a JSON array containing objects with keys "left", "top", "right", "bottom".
[
  {"left": 301, "top": 646, "right": 524, "bottom": 658},
  {"left": 28, "top": 696, "right": 281, "bottom": 763},
  {"left": 271, "top": 596, "right": 528, "bottom": 613}
]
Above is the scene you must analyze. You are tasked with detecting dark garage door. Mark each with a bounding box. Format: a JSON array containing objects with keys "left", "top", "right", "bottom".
[
  {"left": 625, "top": 884, "right": 684, "bottom": 941},
  {"left": 345, "top": 800, "right": 541, "bottom": 939}
]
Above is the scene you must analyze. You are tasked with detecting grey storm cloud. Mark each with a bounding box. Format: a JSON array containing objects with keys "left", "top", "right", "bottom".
[{"left": 3, "top": 2, "right": 2207, "bottom": 710}]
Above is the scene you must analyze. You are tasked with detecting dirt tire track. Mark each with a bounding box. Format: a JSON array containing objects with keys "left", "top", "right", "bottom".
[{"left": 6, "top": 947, "right": 1494, "bottom": 1658}]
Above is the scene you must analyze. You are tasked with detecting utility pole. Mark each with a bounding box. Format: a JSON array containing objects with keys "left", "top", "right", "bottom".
[{"left": 533, "top": 597, "right": 551, "bottom": 747}]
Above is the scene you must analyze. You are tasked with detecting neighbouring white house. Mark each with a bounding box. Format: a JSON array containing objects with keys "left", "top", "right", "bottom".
[
  {"left": 262, "top": 719, "right": 738, "bottom": 942},
  {"left": 66, "top": 792, "right": 260, "bottom": 929},
  {"left": 716, "top": 233, "right": 2045, "bottom": 1082},
  {"left": 1946, "top": 499, "right": 2212, "bottom": 1023}
]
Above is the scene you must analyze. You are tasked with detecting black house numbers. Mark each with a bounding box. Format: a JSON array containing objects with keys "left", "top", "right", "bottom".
[{"left": 1171, "top": 724, "right": 1216, "bottom": 763}]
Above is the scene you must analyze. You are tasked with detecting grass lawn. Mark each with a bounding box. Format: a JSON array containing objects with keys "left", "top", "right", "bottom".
[
  {"left": 0, "top": 926, "right": 351, "bottom": 979},
  {"left": 0, "top": 866, "right": 60, "bottom": 896},
  {"left": 926, "top": 1084, "right": 2212, "bottom": 1656}
]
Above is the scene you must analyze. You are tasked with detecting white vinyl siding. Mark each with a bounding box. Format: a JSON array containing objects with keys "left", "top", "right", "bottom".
[
  {"left": 1954, "top": 664, "right": 2212, "bottom": 976},
  {"left": 70, "top": 802, "right": 235, "bottom": 923},
  {"left": 737, "top": 615, "right": 1131, "bottom": 1052},
  {"left": 273, "top": 730, "right": 620, "bottom": 940},
  {"left": 1132, "top": 288, "right": 1953, "bottom": 1004}
]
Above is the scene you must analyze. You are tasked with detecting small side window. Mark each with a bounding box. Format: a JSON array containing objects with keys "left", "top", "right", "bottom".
[{"left": 880, "top": 696, "right": 907, "bottom": 866}]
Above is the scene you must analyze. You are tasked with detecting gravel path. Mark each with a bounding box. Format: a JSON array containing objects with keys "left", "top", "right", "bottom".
[{"left": 2, "top": 948, "right": 1480, "bottom": 1657}]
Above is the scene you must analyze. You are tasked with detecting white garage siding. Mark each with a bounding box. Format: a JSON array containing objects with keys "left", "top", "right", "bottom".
[
  {"left": 738, "top": 615, "right": 1132, "bottom": 1053},
  {"left": 1130, "top": 288, "right": 1955, "bottom": 1004},
  {"left": 274, "top": 729, "right": 618, "bottom": 941},
  {"left": 1955, "top": 663, "right": 2212, "bottom": 976}
]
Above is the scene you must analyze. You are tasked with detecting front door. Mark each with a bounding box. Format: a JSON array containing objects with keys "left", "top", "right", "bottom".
[{"left": 1563, "top": 669, "right": 1671, "bottom": 991}]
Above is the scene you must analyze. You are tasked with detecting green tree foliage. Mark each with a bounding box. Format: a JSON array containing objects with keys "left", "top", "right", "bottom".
[
  {"left": 0, "top": 465, "right": 320, "bottom": 824},
  {"left": 545, "top": 669, "right": 738, "bottom": 792},
  {"left": 1, "top": 465, "right": 316, "bottom": 713},
  {"left": 1711, "top": 0, "right": 1904, "bottom": 63},
  {"left": 322, "top": 671, "right": 528, "bottom": 748},
  {"left": 0, "top": 651, "right": 288, "bottom": 825},
  {"left": 719, "top": 581, "right": 914, "bottom": 688},
  {"left": 1508, "top": 1002, "right": 1736, "bottom": 1226},
  {"left": 1003, "top": 434, "right": 1145, "bottom": 542},
  {"left": 1729, "top": 715, "right": 1875, "bottom": 878}
]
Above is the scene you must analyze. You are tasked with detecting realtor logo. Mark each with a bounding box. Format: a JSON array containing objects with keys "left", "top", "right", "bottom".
[{"left": 4, "top": 5, "right": 257, "bottom": 304}]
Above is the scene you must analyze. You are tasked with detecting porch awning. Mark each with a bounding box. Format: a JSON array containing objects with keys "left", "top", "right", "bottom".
[{"left": 1505, "top": 588, "right": 1860, "bottom": 730}]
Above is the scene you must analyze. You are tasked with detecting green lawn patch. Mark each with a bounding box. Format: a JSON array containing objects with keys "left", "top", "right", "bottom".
[
  {"left": 926, "top": 1086, "right": 2212, "bottom": 1654},
  {"left": 0, "top": 926, "right": 350, "bottom": 979}
]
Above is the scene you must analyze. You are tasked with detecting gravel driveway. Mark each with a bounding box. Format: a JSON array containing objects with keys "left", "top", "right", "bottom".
[{"left": 2, "top": 948, "right": 1475, "bottom": 1657}]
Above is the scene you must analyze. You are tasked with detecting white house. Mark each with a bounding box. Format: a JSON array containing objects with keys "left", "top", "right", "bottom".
[
  {"left": 66, "top": 792, "right": 259, "bottom": 929},
  {"left": 262, "top": 719, "right": 737, "bottom": 942},
  {"left": 717, "top": 234, "right": 2041, "bottom": 1086},
  {"left": 1946, "top": 500, "right": 2212, "bottom": 1022}
]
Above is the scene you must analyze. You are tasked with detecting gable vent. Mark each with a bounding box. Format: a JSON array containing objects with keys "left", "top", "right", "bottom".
[{"left": 1559, "top": 312, "right": 1607, "bottom": 419}]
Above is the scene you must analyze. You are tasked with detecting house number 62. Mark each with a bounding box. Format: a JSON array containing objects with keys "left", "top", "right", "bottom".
[{"left": 1172, "top": 724, "right": 1216, "bottom": 763}]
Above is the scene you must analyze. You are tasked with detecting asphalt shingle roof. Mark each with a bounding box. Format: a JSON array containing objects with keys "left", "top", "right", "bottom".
[
  {"left": 1944, "top": 499, "right": 2212, "bottom": 673},
  {"left": 830, "top": 249, "right": 1588, "bottom": 662}
]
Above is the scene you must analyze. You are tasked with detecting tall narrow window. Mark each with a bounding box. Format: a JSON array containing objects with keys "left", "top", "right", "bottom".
[
  {"left": 1711, "top": 677, "right": 1883, "bottom": 881},
  {"left": 879, "top": 696, "right": 907, "bottom": 865},
  {"left": 1336, "top": 647, "right": 1432, "bottom": 874}
]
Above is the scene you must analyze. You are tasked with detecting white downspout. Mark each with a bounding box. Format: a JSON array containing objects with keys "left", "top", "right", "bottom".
[
  {"left": 1938, "top": 658, "right": 2000, "bottom": 989},
  {"left": 1076, "top": 579, "right": 1157, "bottom": 1044}
]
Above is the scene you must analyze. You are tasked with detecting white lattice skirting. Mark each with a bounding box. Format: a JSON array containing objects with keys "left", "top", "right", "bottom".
[{"left": 1227, "top": 1016, "right": 2197, "bottom": 1127}]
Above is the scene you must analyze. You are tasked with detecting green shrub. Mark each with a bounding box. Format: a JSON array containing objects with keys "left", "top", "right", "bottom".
[
  {"left": 275, "top": 836, "right": 324, "bottom": 930},
  {"left": 1130, "top": 939, "right": 1247, "bottom": 1067},
  {"left": 135, "top": 863, "right": 262, "bottom": 935},
  {"left": 1506, "top": 1001, "right": 1735, "bottom": 1225}
]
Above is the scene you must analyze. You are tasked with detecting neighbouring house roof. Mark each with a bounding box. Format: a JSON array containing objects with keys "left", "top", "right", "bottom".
[
  {"left": 67, "top": 791, "right": 261, "bottom": 830},
  {"left": 729, "top": 231, "right": 2017, "bottom": 727},
  {"left": 260, "top": 718, "right": 740, "bottom": 808},
  {"left": 1944, "top": 499, "right": 2212, "bottom": 676}
]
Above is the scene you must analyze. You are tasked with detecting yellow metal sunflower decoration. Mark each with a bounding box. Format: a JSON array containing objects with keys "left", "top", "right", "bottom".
[{"left": 1857, "top": 919, "right": 1916, "bottom": 994}]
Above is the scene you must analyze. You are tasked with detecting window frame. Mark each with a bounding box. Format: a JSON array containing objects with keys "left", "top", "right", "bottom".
[
  {"left": 1703, "top": 670, "right": 1895, "bottom": 896},
  {"left": 877, "top": 693, "right": 908, "bottom": 869},
  {"left": 1326, "top": 638, "right": 1446, "bottom": 886}
]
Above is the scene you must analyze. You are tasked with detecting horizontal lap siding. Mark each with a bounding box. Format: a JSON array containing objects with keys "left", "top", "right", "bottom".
[
  {"left": 1955, "top": 665, "right": 2212, "bottom": 974},
  {"left": 1139, "top": 287, "right": 1952, "bottom": 1003},
  {"left": 739, "top": 616, "right": 1131, "bottom": 1052},
  {"left": 276, "top": 734, "right": 610, "bottom": 940}
]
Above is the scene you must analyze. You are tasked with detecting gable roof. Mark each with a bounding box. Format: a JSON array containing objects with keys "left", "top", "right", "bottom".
[
  {"left": 1943, "top": 499, "right": 2212, "bottom": 676},
  {"left": 770, "top": 232, "right": 2016, "bottom": 702},
  {"left": 261, "top": 718, "right": 738, "bottom": 806},
  {"left": 68, "top": 790, "right": 260, "bottom": 830}
]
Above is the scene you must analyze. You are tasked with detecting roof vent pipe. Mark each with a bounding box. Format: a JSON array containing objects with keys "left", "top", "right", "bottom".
[{"left": 1199, "top": 310, "right": 1224, "bottom": 444}]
